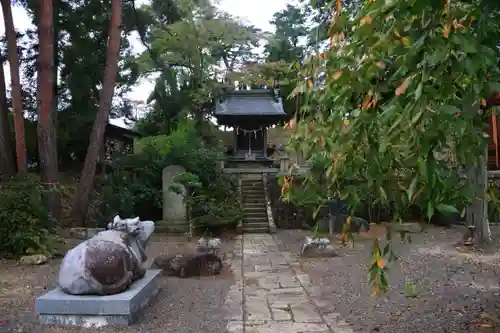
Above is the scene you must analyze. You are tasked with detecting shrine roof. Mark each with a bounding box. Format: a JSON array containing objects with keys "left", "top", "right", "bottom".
[{"left": 215, "top": 89, "right": 286, "bottom": 117}]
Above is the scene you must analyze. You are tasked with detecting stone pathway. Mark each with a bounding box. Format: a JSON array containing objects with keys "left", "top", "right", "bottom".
[{"left": 224, "top": 234, "right": 354, "bottom": 333}]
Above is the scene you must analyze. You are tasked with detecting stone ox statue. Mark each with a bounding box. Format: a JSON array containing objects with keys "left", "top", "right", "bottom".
[{"left": 58, "top": 216, "right": 155, "bottom": 295}]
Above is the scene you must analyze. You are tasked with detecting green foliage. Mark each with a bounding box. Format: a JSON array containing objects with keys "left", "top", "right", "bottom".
[
  {"left": 0, "top": 175, "right": 55, "bottom": 256},
  {"left": 97, "top": 122, "right": 242, "bottom": 232},
  {"left": 134, "top": 69, "right": 188, "bottom": 136},
  {"left": 134, "top": 0, "right": 261, "bottom": 134},
  {"left": 172, "top": 170, "right": 242, "bottom": 232},
  {"left": 266, "top": 4, "right": 310, "bottom": 63},
  {"left": 487, "top": 180, "right": 500, "bottom": 222},
  {"left": 287, "top": 0, "right": 500, "bottom": 294}
]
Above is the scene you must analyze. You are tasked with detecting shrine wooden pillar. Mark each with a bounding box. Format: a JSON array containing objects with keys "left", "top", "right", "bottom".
[
  {"left": 263, "top": 127, "right": 268, "bottom": 157},
  {"left": 488, "top": 113, "right": 500, "bottom": 170}
]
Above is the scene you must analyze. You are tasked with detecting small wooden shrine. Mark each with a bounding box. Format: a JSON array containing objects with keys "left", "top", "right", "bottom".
[{"left": 215, "top": 88, "right": 287, "bottom": 163}]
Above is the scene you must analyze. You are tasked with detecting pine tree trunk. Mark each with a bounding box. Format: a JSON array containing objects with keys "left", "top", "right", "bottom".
[
  {"left": 0, "top": 53, "right": 15, "bottom": 178},
  {"left": 52, "top": 0, "right": 59, "bottom": 130},
  {"left": 38, "top": 0, "right": 61, "bottom": 223},
  {"left": 70, "top": 0, "right": 122, "bottom": 225},
  {"left": 1, "top": 0, "right": 27, "bottom": 172}
]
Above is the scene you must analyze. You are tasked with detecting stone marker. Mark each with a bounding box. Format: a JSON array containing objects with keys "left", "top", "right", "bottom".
[
  {"left": 35, "top": 269, "right": 162, "bottom": 327},
  {"left": 162, "top": 165, "right": 187, "bottom": 223},
  {"left": 300, "top": 236, "right": 338, "bottom": 258}
]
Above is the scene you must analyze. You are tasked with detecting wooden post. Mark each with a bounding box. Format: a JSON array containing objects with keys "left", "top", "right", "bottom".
[
  {"left": 466, "top": 138, "right": 491, "bottom": 244},
  {"left": 280, "top": 156, "right": 290, "bottom": 172},
  {"left": 263, "top": 127, "right": 268, "bottom": 158},
  {"left": 233, "top": 128, "right": 238, "bottom": 157}
]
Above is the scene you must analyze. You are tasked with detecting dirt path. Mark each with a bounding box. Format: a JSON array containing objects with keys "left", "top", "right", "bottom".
[
  {"left": 0, "top": 235, "right": 237, "bottom": 333},
  {"left": 274, "top": 225, "right": 500, "bottom": 333}
]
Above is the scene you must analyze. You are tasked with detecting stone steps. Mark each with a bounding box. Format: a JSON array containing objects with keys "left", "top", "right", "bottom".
[
  {"left": 242, "top": 195, "right": 266, "bottom": 200},
  {"left": 240, "top": 177, "right": 269, "bottom": 233},
  {"left": 244, "top": 214, "right": 266, "bottom": 220},
  {"left": 243, "top": 217, "right": 268, "bottom": 222},
  {"left": 242, "top": 200, "right": 266, "bottom": 206},
  {"left": 243, "top": 202, "right": 265, "bottom": 206},
  {"left": 243, "top": 207, "right": 267, "bottom": 213},
  {"left": 242, "top": 192, "right": 265, "bottom": 197},
  {"left": 242, "top": 220, "right": 270, "bottom": 233},
  {"left": 242, "top": 227, "right": 269, "bottom": 233},
  {"left": 243, "top": 192, "right": 265, "bottom": 197},
  {"left": 241, "top": 191, "right": 265, "bottom": 196},
  {"left": 242, "top": 189, "right": 264, "bottom": 192}
]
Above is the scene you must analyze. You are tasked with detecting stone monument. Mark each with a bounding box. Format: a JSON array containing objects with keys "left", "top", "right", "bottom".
[
  {"left": 35, "top": 216, "right": 162, "bottom": 327},
  {"left": 161, "top": 165, "right": 188, "bottom": 233}
]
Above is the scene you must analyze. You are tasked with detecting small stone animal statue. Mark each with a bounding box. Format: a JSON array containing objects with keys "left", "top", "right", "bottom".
[
  {"left": 153, "top": 239, "right": 223, "bottom": 278},
  {"left": 196, "top": 237, "right": 222, "bottom": 256},
  {"left": 300, "top": 236, "right": 338, "bottom": 258},
  {"left": 57, "top": 215, "right": 155, "bottom": 295}
]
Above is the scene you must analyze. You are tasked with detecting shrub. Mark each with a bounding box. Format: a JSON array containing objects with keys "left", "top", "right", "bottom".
[
  {"left": 0, "top": 174, "right": 55, "bottom": 256},
  {"left": 96, "top": 122, "right": 242, "bottom": 233},
  {"left": 172, "top": 170, "right": 242, "bottom": 233}
]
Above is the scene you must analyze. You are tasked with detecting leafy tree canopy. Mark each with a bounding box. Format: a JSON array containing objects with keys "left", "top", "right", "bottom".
[{"left": 284, "top": 0, "right": 500, "bottom": 295}]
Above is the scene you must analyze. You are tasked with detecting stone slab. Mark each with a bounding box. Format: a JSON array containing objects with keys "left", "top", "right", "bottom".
[
  {"left": 162, "top": 165, "right": 187, "bottom": 221},
  {"left": 35, "top": 269, "right": 162, "bottom": 326}
]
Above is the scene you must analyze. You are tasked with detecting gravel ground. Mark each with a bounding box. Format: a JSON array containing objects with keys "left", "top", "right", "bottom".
[
  {"left": 0, "top": 234, "right": 236, "bottom": 333},
  {"left": 275, "top": 225, "right": 500, "bottom": 333}
]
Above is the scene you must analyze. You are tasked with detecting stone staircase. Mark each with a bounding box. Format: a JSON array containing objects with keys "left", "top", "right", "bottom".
[{"left": 241, "top": 177, "right": 270, "bottom": 233}]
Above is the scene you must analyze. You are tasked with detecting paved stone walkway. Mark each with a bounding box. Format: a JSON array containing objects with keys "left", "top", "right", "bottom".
[{"left": 224, "top": 234, "right": 354, "bottom": 333}]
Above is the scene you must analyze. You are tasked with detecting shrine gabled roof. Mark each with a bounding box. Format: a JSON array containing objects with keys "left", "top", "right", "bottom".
[{"left": 215, "top": 89, "right": 286, "bottom": 116}]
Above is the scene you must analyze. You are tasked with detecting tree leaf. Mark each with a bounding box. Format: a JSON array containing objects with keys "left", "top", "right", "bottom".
[
  {"left": 360, "top": 16, "right": 373, "bottom": 26},
  {"left": 395, "top": 76, "right": 413, "bottom": 96},
  {"left": 407, "top": 176, "right": 418, "bottom": 201},
  {"left": 383, "top": 243, "right": 390, "bottom": 256},
  {"left": 415, "top": 82, "right": 423, "bottom": 100},
  {"left": 436, "top": 203, "right": 459, "bottom": 214},
  {"left": 427, "top": 201, "right": 434, "bottom": 219},
  {"left": 379, "top": 187, "right": 388, "bottom": 202},
  {"left": 440, "top": 105, "right": 461, "bottom": 115},
  {"left": 313, "top": 205, "right": 321, "bottom": 219}
]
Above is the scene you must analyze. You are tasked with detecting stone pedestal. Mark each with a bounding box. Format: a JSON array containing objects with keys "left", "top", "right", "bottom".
[{"left": 35, "top": 269, "right": 162, "bottom": 327}]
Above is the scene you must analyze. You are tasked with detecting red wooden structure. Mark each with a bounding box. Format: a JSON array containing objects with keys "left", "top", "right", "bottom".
[{"left": 488, "top": 113, "right": 500, "bottom": 170}]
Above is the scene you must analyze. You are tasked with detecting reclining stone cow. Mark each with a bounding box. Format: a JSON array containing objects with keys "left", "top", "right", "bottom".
[{"left": 57, "top": 216, "right": 155, "bottom": 295}]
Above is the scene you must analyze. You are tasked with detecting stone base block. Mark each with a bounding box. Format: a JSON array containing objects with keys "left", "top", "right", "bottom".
[{"left": 35, "top": 269, "right": 162, "bottom": 327}]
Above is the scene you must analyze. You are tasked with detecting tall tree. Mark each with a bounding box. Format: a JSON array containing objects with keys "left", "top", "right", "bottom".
[
  {"left": 0, "top": 52, "right": 15, "bottom": 177},
  {"left": 1, "top": 0, "right": 27, "bottom": 172},
  {"left": 38, "top": 0, "right": 61, "bottom": 221},
  {"left": 135, "top": 0, "right": 260, "bottom": 130},
  {"left": 71, "top": 0, "right": 123, "bottom": 224},
  {"left": 266, "top": 4, "right": 309, "bottom": 62},
  {"left": 15, "top": 0, "right": 139, "bottom": 169}
]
